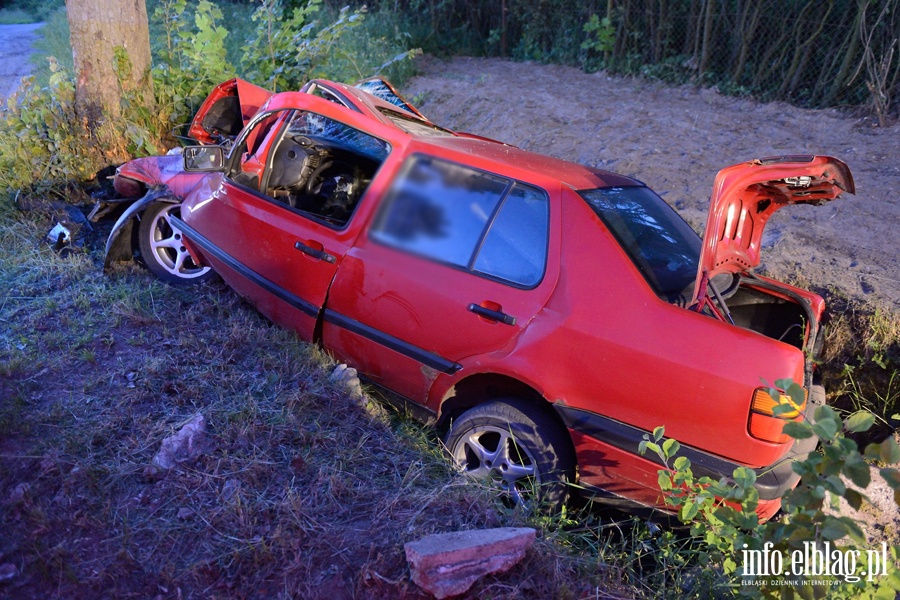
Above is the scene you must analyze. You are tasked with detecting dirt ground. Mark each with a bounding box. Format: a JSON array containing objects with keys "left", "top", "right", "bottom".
[
  {"left": 404, "top": 56, "right": 900, "bottom": 311},
  {"left": 0, "top": 23, "right": 42, "bottom": 101}
]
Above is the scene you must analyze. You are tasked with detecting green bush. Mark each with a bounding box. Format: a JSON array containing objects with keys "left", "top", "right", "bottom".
[
  {"left": 149, "top": 0, "right": 237, "bottom": 132},
  {"left": 0, "top": 64, "right": 95, "bottom": 193},
  {"left": 239, "top": 0, "right": 417, "bottom": 92}
]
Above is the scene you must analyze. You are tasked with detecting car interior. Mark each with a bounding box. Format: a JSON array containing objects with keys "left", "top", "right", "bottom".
[
  {"left": 230, "top": 110, "right": 388, "bottom": 227},
  {"left": 262, "top": 132, "right": 382, "bottom": 226}
]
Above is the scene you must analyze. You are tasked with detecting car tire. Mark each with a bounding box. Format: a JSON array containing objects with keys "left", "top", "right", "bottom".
[
  {"left": 138, "top": 201, "right": 213, "bottom": 284},
  {"left": 445, "top": 398, "right": 575, "bottom": 512}
]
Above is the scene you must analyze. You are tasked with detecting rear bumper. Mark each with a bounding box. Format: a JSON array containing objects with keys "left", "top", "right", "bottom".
[{"left": 555, "top": 386, "right": 823, "bottom": 509}]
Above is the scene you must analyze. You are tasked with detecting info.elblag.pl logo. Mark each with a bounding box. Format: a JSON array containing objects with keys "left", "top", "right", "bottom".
[{"left": 741, "top": 541, "right": 893, "bottom": 584}]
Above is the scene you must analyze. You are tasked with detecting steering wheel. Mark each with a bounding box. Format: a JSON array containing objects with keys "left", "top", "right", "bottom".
[{"left": 306, "top": 160, "right": 355, "bottom": 197}]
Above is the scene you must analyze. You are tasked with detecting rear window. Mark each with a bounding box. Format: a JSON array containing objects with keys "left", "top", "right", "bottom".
[{"left": 579, "top": 186, "right": 700, "bottom": 302}]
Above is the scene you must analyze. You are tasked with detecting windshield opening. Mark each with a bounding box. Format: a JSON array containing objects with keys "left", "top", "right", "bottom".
[{"left": 579, "top": 186, "right": 701, "bottom": 305}]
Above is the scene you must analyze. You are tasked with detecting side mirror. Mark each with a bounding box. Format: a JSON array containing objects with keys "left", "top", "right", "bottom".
[{"left": 183, "top": 146, "right": 225, "bottom": 172}]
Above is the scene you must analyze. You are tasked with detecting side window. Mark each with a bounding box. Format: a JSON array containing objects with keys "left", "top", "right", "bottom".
[
  {"left": 473, "top": 184, "right": 548, "bottom": 286},
  {"left": 370, "top": 156, "right": 508, "bottom": 267},
  {"left": 371, "top": 156, "right": 550, "bottom": 287}
]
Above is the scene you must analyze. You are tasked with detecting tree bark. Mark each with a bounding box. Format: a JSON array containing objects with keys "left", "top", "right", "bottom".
[
  {"left": 654, "top": 0, "right": 667, "bottom": 64},
  {"left": 778, "top": 0, "right": 833, "bottom": 97},
  {"left": 65, "top": 0, "right": 153, "bottom": 129},
  {"left": 731, "top": 1, "right": 760, "bottom": 84},
  {"left": 697, "top": 0, "right": 716, "bottom": 80},
  {"left": 819, "top": 0, "right": 859, "bottom": 105}
]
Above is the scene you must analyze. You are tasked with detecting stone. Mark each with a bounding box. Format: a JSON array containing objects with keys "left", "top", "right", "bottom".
[
  {"left": 151, "top": 414, "right": 209, "bottom": 471},
  {"left": 220, "top": 478, "right": 241, "bottom": 502},
  {"left": 0, "top": 563, "right": 17, "bottom": 582},
  {"left": 330, "top": 364, "right": 364, "bottom": 401},
  {"left": 404, "top": 527, "right": 536, "bottom": 598},
  {"left": 8, "top": 483, "right": 29, "bottom": 505}
]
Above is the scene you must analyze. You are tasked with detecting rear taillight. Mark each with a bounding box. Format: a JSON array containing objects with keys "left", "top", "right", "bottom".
[{"left": 748, "top": 388, "right": 807, "bottom": 444}]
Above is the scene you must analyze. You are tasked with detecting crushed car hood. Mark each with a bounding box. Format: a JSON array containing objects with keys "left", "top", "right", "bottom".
[
  {"left": 113, "top": 154, "right": 212, "bottom": 199},
  {"left": 188, "top": 78, "right": 273, "bottom": 144},
  {"left": 694, "top": 155, "right": 854, "bottom": 297}
]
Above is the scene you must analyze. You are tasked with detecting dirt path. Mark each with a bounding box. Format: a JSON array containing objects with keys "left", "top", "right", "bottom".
[
  {"left": 405, "top": 56, "right": 900, "bottom": 310},
  {"left": 0, "top": 22, "right": 43, "bottom": 101}
]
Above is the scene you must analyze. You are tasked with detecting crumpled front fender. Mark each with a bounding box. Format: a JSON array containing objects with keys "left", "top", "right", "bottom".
[{"left": 103, "top": 188, "right": 179, "bottom": 270}]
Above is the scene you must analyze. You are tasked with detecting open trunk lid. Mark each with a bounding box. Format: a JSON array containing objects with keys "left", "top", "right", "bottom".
[{"left": 692, "top": 155, "right": 854, "bottom": 305}]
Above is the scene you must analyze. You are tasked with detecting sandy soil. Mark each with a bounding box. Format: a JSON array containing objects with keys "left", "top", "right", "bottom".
[
  {"left": 0, "top": 23, "right": 42, "bottom": 101},
  {"left": 404, "top": 56, "right": 900, "bottom": 310}
]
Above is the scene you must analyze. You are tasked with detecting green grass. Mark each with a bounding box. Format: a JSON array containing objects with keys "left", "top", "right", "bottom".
[
  {"left": 0, "top": 8, "right": 33, "bottom": 24},
  {"left": 28, "top": 7, "right": 72, "bottom": 87},
  {"left": 0, "top": 0, "right": 62, "bottom": 24},
  {"left": 817, "top": 292, "right": 900, "bottom": 441},
  {"left": 0, "top": 208, "right": 641, "bottom": 598}
]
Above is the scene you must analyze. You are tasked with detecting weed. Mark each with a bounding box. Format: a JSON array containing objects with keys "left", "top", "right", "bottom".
[
  {"left": 29, "top": 8, "right": 72, "bottom": 87},
  {"left": 580, "top": 13, "right": 615, "bottom": 72},
  {"left": 0, "top": 8, "right": 33, "bottom": 24},
  {"left": 640, "top": 397, "right": 900, "bottom": 598},
  {"left": 842, "top": 367, "right": 900, "bottom": 431},
  {"left": 820, "top": 295, "right": 900, "bottom": 442}
]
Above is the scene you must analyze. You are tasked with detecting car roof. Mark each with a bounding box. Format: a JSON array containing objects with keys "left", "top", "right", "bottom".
[{"left": 410, "top": 135, "right": 642, "bottom": 191}]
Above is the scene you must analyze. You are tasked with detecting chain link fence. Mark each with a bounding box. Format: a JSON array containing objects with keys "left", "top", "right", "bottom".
[{"left": 367, "top": 0, "right": 900, "bottom": 121}]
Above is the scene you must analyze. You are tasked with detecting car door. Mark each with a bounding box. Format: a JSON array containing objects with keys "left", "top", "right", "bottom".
[
  {"left": 180, "top": 99, "right": 395, "bottom": 340},
  {"left": 322, "top": 154, "right": 560, "bottom": 403}
]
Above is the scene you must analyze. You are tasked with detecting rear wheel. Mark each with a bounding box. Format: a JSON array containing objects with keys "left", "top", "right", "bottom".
[
  {"left": 445, "top": 399, "right": 575, "bottom": 511},
  {"left": 138, "top": 202, "right": 212, "bottom": 284}
]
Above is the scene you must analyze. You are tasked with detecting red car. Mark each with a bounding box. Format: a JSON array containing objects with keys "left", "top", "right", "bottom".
[{"left": 105, "top": 78, "right": 854, "bottom": 519}]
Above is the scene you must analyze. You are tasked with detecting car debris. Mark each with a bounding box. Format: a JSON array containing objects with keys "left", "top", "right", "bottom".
[
  {"left": 16, "top": 195, "right": 93, "bottom": 255},
  {"left": 46, "top": 221, "right": 70, "bottom": 248}
]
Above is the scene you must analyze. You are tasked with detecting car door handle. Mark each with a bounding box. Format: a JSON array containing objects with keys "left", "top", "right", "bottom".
[
  {"left": 467, "top": 303, "right": 516, "bottom": 326},
  {"left": 295, "top": 241, "right": 336, "bottom": 263}
]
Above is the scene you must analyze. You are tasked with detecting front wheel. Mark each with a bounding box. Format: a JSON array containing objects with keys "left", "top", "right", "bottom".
[
  {"left": 138, "top": 202, "right": 212, "bottom": 284},
  {"left": 445, "top": 399, "right": 575, "bottom": 512}
]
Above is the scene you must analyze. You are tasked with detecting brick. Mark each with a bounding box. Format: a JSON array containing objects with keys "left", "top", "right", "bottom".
[{"left": 404, "top": 527, "right": 536, "bottom": 598}]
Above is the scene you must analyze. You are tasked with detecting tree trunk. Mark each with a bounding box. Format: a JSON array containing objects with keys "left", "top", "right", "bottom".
[
  {"left": 778, "top": 0, "right": 834, "bottom": 97},
  {"left": 731, "top": 1, "right": 760, "bottom": 84},
  {"left": 820, "top": 0, "right": 860, "bottom": 105},
  {"left": 697, "top": 0, "right": 716, "bottom": 80},
  {"left": 65, "top": 0, "right": 153, "bottom": 129},
  {"left": 654, "top": 0, "right": 667, "bottom": 64},
  {"left": 605, "top": 0, "right": 614, "bottom": 64},
  {"left": 684, "top": 0, "right": 699, "bottom": 55}
]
